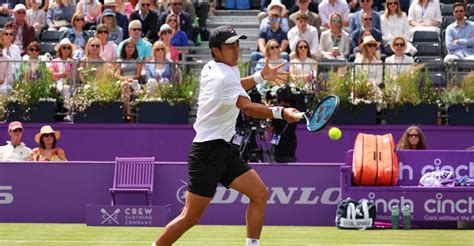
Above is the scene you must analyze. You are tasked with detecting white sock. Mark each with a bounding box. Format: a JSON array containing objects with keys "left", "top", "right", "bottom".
[
  {"left": 151, "top": 242, "right": 157, "bottom": 246},
  {"left": 246, "top": 238, "right": 260, "bottom": 246}
]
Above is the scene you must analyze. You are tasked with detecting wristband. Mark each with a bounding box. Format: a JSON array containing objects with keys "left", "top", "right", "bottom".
[
  {"left": 272, "top": 106, "right": 284, "bottom": 119},
  {"left": 252, "top": 71, "right": 264, "bottom": 84}
]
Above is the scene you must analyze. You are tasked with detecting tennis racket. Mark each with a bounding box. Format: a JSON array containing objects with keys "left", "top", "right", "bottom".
[{"left": 294, "top": 94, "right": 340, "bottom": 132}]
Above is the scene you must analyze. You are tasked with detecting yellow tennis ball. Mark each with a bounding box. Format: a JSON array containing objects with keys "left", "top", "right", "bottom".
[{"left": 328, "top": 127, "right": 342, "bottom": 140}]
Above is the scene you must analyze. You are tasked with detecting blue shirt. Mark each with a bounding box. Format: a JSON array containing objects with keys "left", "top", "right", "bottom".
[
  {"left": 349, "top": 10, "right": 381, "bottom": 35},
  {"left": 258, "top": 26, "right": 288, "bottom": 52},
  {"left": 171, "top": 30, "right": 189, "bottom": 47},
  {"left": 117, "top": 38, "right": 152, "bottom": 60},
  {"left": 446, "top": 20, "right": 474, "bottom": 59}
]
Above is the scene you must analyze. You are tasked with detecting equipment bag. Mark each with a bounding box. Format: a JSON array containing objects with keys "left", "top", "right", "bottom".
[
  {"left": 336, "top": 198, "right": 377, "bottom": 229},
  {"left": 352, "top": 133, "right": 399, "bottom": 186}
]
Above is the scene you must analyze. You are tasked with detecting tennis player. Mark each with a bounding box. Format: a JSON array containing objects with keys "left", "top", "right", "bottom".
[{"left": 153, "top": 25, "right": 301, "bottom": 246}]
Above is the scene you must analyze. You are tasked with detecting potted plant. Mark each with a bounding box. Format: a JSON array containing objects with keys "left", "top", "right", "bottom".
[
  {"left": 70, "top": 66, "right": 124, "bottom": 123},
  {"left": 383, "top": 67, "right": 440, "bottom": 125},
  {"left": 135, "top": 71, "right": 198, "bottom": 124},
  {"left": 4, "top": 63, "right": 57, "bottom": 122},
  {"left": 442, "top": 73, "right": 474, "bottom": 125},
  {"left": 321, "top": 69, "right": 380, "bottom": 124}
]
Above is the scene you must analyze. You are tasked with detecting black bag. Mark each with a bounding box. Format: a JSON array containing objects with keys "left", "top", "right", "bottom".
[{"left": 335, "top": 198, "right": 377, "bottom": 229}]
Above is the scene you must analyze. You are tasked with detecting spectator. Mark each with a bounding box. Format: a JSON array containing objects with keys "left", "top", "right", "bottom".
[
  {"left": 5, "top": 4, "right": 36, "bottom": 56},
  {"left": 19, "top": 41, "right": 46, "bottom": 81},
  {"left": 29, "top": 125, "right": 67, "bottom": 161},
  {"left": 407, "top": 0, "right": 442, "bottom": 34},
  {"left": 351, "top": 11, "right": 383, "bottom": 55},
  {"left": 260, "top": 0, "right": 294, "bottom": 13},
  {"left": 354, "top": 36, "right": 383, "bottom": 93},
  {"left": 384, "top": 36, "right": 415, "bottom": 79},
  {"left": 130, "top": 0, "right": 159, "bottom": 43},
  {"left": 259, "top": 0, "right": 289, "bottom": 33},
  {"left": 193, "top": 0, "right": 211, "bottom": 40},
  {"left": 117, "top": 39, "right": 142, "bottom": 117},
  {"left": 289, "top": 39, "right": 318, "bottom": 90},
  {"left": 75, "top": 0, "right": 103, "bottom": 30},
  {"left": 100, "top": 9, "right": 123, "bottom": 44},
  {"left": 0, "top": 121, "right": 31, "bottom": 161},
  {"left": 47, "top": 0, "right": 75, "bottom": 31},
  {"left": 289, "top": 0, "right": 321, "bottom": 31},
  {"left": 117, "top": 20, "right": 152, "bottom": 61},
  {"left": 444, "top": 2, "right": 474, "bottom": 63},
  {"left": 381, "top": 0, "right": 417, "bottom": 56},
  {"left": 60, "top": 13, "right": 91, "bottom": 50},
  {"left": 167, "top": 13, "right": 189, "bottom": 47},
  {"left": 288, "top": 12, "right": 319, "bottom": 56},
  {"left": 1, "top": 27, "right": 21, "bottom": 76},
  {"left": 26, "top": 0, "right": 47, "bottom": 33},
  {"left": 79, "top": 37, "right": 105, "bottom": 83},
  {"left": 255, "top": 39, "right": 289, "bottom": 77},
  {"left": 102, "top": 0, "right": 129, "bottom": 40},
  {"left": 0, "top": 42, "right": 13, "bottom": 94},
  {"left": 158, "top": 23, "right": 180, "bottom": 61},
  {"left": 25, "top": 0, "right": 49, "bottom": 11},
  {"left": 319, "top": 12, "right": 350, "bottom": 60},
  {"left": 318, "top": 0, "right": 350, "bottom": 30},
  {"left": 95, "top": 24, "right": 118, "bottom": 62},
  {"left": 251, "top": 7, "right": 289, "bottom": 71},
  {"left": 158, "top": 0, "right": 194, "bottom": 43},
  {"left": 49, "top": 38, "right": 74, "bottom": 106},
  {"left": 397, "top": 125, "right": 427, "bottom": 150},
  {"left": 349, "top": 0, "right": 381, "bottom": 35},
  {"left": 145, "top": 40, "right": 181, "bottom": 93},
  {"left": 0, "top": 0, "right": 21, "bottom": 17}
]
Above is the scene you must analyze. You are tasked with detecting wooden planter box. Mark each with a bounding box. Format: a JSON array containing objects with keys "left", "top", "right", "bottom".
[
  {"left": 447, "top": 104, "right": 474, "bottom": 125},
  {"left": 74, "top": 102, "right": 124, "bottom": 123},
  {"left": 5, "top": 100, "right": 56, "bottom": 123},
  {"left": 386, "top": 103, "right": 439, "bottom": 125},
  {"left": 137, "top": 102, "right": 190, "bottom": 124},
  {"left": 331, "top": 103, "right": 378, "bottom": 125}
]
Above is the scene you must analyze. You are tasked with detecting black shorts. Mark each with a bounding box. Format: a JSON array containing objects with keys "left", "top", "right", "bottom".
[{"left": 187, "top": 139, "right": 252, "bottom": 198}]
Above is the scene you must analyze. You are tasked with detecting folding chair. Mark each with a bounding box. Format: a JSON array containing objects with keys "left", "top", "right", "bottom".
[{"left": 109, "top": 157, "right": 155, "bottom": 206}]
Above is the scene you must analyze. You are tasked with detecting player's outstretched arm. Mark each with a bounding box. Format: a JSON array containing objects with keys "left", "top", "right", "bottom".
[
  {"left": 236, "top": 96, "right": 300, "bottom": 123},
  {"left": 240, "top": 57, "right": 289, "bottom": 90}
]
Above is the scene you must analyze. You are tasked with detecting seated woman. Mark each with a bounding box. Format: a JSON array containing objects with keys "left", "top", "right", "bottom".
[
  {"left": 319, "top": 13, "right": 350, "bottom": 61},
  {"left": 255, "top": 39, "right": 288, "bottom": 91},
  {"left": 59, "top": 13, "right": 91, "bottom": 56},
  {"left": 166, "top": 13, "right": 189, "bottom": 47},
  {"left": 49, "top": 38, "right": 75, "bottom": 102},
  {"left": 0, "top": 42, "right": 13, "bottom": 95},
  {"left": 158, "top": 24, "right": 180, "bottom": 62},
  {"left": 79, "top": 38, "right": 105, "bottom": 83},
  {"left": 100, "top": 9, "right": 123, "bottom": 44},
  {"left": 46, "top": 0, "right": 75, "bottom": 32},
  {"left": 95, "top": 24, "right": 117, "bottom": 62},
  {"left": 384, "top": 36, "right": 415, "bottom": 80},
  {"left": 354, "top": 36, "right": 383, "bottom": 94},
  {"left": 75, "top": 0, "right": 103, "bottom": 30},
  {"left": 19, "top": 42, "right": 46, "bottom": 81},
  {"left": 28, "top": 125, "right": 67, "bottom": 161},
  {"left": 381, "top": 0, "right": 417, "bottom": 55},
  {"left": 289, "top": 40, "right": 318, "bottom": 91},
  {"left": 407, "top": 0, "right": 442, "bottom": 34},
  {"left": 145, "top": 40, "right": 179, "bottom": 94},
  {"left": 397, "top": 125, "right": 427, "bottom": 150}
]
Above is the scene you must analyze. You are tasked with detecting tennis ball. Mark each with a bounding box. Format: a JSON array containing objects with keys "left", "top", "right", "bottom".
[{"left": 328, "top": 127, "right": 342, "bottom": 140}]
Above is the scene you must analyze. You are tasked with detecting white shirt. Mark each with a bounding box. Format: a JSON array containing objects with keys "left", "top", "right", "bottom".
[
  {"left": 384, "top": 54, "right": 415, "bottom": 78},
  {"left": 407, "top": 1, "right": 442, "bottom": 28},
  {"left": 193, "top": 60, "right": 249, "bottom": 143},
  {"left": 0, "top": 141, "right": 32, "bottom": 161},
  {"left": 381, "top": 13, "right": 412, "bottom": 43},
  {"left": 288, "top": 25, "right": 319, "bottom": 55}
]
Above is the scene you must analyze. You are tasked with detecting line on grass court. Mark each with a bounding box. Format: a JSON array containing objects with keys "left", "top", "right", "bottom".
[{"left": 0, "top": 240, "right": 309, "bottom": 245}]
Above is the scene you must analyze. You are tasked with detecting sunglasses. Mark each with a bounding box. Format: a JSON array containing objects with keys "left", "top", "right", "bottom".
[
  {"left": 298, "top": 45, "right": 308, "bottom": 49},
  {"left": 363, "top": 18, "right": 372, "bottom": 21},
  {"left": 76, "top": 18, "right": 85, "bottom": 22},
  {"left": 331, "top": 19, "right": 341, "bottom": 24},
  {"left": 131, "top": 28, "right": 142, "bottom": 32},
  {"left": 394, "top": 42, "right": 405, "bottom": 47},
  {"left": 270, "top": 45, "right": 280, "bottom": 50},
  {"left": 29, "top": 48, "right": 40, "bottom": 52},
  {"left": 155, "top": 47, "right": 165, "bottom": 51},
  {"left": 141, "top": 3, "right": 150, "bottom": 7},
  {"left": 408, "top": 134, "right": 419, "bottom": 138},
  {"left": 388, "top": 2, "right": 398, "bottom": 5},
  {"left": 367, "top": 43, "right": 377, "bottom": 48},
  {"left": 97, "top": 30, "right": 109, "bottom": 34},
  {"left": 172, "top": 2, "right": 182, "bottom": 6},
  {"left": 62, "top": 46, "right": 72, "bottom": 50},
  {"left": 168, "top": 19, "right": 177, "bottom": 23},
  {"left": 161, "top": 30, "right": 172, "bottom": 35},
  {"left": 16, "top": 11, "right": 26, "bottom": 14},
  {"left": 90, "top": 44, "right": 100, "bottom": 48},
  {"left": 454, "top": 9, "right": 464, "bottom": 13},
  {"left": 12, "top": 128, "right": 23, "bottom": 133},
  {"left": 42, "top": 133, "right": 55, "bottom": 138},
  {"left": 269, "top": 17, "right": 280, "bottom": 22},
  {"left": 360, "top": 0, "right": 370, "bottom": 3},
  {"left": 3, "top": 32, "right": 14, "bottom": 36}
]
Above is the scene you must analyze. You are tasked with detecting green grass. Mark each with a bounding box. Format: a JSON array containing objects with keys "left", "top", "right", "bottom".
[{"left": 0, "top": 224, "right": 472, "bottom": 245}]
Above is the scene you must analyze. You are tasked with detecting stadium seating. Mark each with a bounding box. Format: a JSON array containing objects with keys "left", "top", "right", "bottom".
[
  {"left": 40, "top": 30, "right": 65, "bottom": 43},
  {"left": 412, "top": 31, "right": 441, "bottom": 43},
  {"left": 414, "top": 42, "right": 443, "bottom": 57},
  {"left": 0, "top": 16, "right": 13, "bottom": 28},
  {"left": 109, "top": 157, "right": 155, "bottom": 206},
  {"left": 40, "top": 42, "right": 57, "bottom": 56},
  {"left": 442, "top": 16, "right": 456, "bottom": 30},
  {"left": 415, "top": 56, "right": 444, "bottom": 72},
  {"left": 440, "top": 3, "right": 453, "bottom": 16}
]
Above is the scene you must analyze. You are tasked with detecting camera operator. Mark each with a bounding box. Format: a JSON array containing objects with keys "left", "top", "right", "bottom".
[{"left": 270, "top": 85, "right": 303, "bottom": 163}]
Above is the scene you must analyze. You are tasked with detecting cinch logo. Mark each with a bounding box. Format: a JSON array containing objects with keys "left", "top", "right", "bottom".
[
  {"left": 365, "top": 192, "right": 414, "bottom": 213},
  {"left": 0, "top": 186, "right": 13, "bottom": 205},
  {"left": 100, "top": 208, "right": 121, "bottom": 225},
  {"left": 424, "top": 193, "right": 474, "bottom": 214},
  {"left": 399, "top": 159, "right": 474, "bottom": 180},
  {"left": 175, "top": 181, "right": 340, "bottom": 205}
]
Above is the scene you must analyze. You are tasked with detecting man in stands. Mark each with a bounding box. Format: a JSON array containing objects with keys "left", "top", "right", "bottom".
[
  {"left": 0, "top": 121, "right": 31, "bottom": 161},
  {"left": 289, "top": 0, "right": 321, "bottom": 31},
  {"left": 444, "top": 2, "right": 474, "bottom": 63},
  {"left": 288, "top": 12, "right": 319, "bottom": 56},
  {"left": 117, "top": 20, "right": 152, "bottom": 61},
  {"left": 5, "top": 4, "right": 36, "bottom": 55},
  {"left": 158, "top": 0, "right": 194, "bottom": 43},
  {"left": 349, "top": 0, "right": 381, "bottom": 35},
  {"left": 318, "top": 0, "right": 350, "bottom": 31},
  {"left": 351, "top": 11, "right": 383, "bottom": 55},
  {"left": 130, "top": 0, "right": 159, "bottom": 43}
]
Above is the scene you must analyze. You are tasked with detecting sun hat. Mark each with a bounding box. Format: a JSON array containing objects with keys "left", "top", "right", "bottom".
[
  {"left": 208, "top": 25, "right": 247, "bottom": 49},
  {"left": 54, "top": 38, "right": 77, "bottom": 53},
  {"left": 104, "top": 0, "right": 117, "bottom": 6},
  {"left": 267, "top": 0, "right": 287, "bottom": 16},
  {"left": 34, "top": 125, "right": 61, "bottom": 144},
  {"left": 8, "top": 121, "right": 23, "bottom": 131},
  {"left": 102, "top": 8, "right": 115, "bottom": 17},
  {"left": 13, "top": 4, "right": 26, "bottom": 12},
  {"left": 359, "top": 35, "right": 380, "bottom": 49}
]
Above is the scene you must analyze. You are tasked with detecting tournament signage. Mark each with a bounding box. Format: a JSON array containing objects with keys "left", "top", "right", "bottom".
[{"left": 86, "top": 205, "right": 171, "bottom": 226}]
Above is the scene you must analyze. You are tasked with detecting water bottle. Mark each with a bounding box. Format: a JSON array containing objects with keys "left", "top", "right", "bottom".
[
  {"left": 403, "top": 204, "right": 411, "bottom": 230},
  {"left": 391, "top": 204, "right": 400, "bottom": 229}
]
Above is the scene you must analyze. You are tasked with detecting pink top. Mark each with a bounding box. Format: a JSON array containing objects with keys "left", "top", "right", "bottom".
[{"left": 100, "top": 41, "right": 118, "bottom": 62}]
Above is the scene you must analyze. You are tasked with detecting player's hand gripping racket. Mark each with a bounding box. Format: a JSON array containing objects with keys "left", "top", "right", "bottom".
[{"left": 294, "top": 95, "right": 340, "bottom": 132}]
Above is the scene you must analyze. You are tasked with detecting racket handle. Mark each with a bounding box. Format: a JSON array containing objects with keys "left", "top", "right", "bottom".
[{"left": 294, "top": 112, "right": 305, "bottom": 120}]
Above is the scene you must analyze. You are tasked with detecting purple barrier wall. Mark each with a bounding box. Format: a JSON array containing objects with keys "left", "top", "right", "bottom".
[
  {"left": 1, "top": 123, "right": 473, "bottom": 162},
  {"left": 0, "top": 162, "right": 342, "bottom": 226}
]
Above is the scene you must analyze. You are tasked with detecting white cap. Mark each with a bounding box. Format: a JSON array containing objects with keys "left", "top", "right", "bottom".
[{"left": 13, "top": 4, "right": 26, "bottom": 12}]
